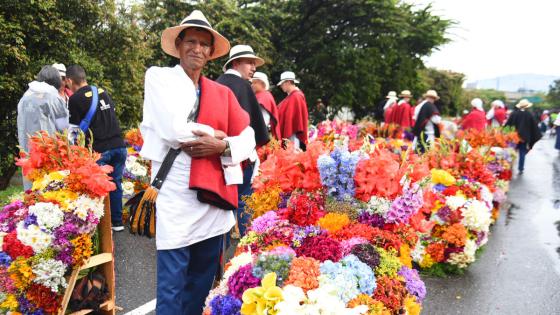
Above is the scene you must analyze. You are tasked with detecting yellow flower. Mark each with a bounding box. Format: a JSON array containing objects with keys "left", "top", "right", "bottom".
[
  {"left": 419, "top": 254, "right": 435, "bottom": 269},
  {"left": 8, "top": 258, "right": 35, "bottom": 290},
  {"left": 318, "top": 213, "right": 351, "bottom": 233},
  {"left": 399, "top": 244, "right": 412, "bottom": 268},
  {"left": 42, "top": 190, "right": 78, "bottom": 209},
  {"left": 404, "top": 296, "right": 422, "bottom": 315},
  {"left": 241, "top": 272, "right": 283, "bottom": 315},
  {"left": 0, "top": 294, "right": 18, "bottom": 311},
  {"left": 430, "top": 169, "right": 456, "bottom": 186}
]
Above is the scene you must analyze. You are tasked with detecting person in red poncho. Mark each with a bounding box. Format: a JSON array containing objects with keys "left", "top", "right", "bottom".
[
  {"left": 277, "top": 71, "right": 309, "bottom": 150},
  {"left": 392, "top": 90, "right": 414, "bottom": 128},
  {"left": 486, "top": 99, "right": 507, "bottom": 127},
  {"left": 383, "top": 91, "right": 398, "bottom": 124},
  {"left": 251, "top": 71, "right": 280, "bottom": 139},
  {"left": 460, "top": 98, "right": 487, "bottom": 131}
]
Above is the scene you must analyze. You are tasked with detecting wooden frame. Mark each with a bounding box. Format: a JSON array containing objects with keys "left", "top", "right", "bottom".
[{"left": 59, "top": 198, "right": 116, "bottom": 315}]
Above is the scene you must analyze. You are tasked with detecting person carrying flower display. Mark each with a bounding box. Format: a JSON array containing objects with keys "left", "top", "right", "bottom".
[
  {"left": 460, "top": 98, "right": 487, "bottom": 131},
  {"left": 412, "top": 89, "right": 442, "bottom": 153},
  {"left": 251, "top": 71, "right": 281, "bottom": 140},
  {"left": 486, "top": 99, "right": 507, "bottom": 127},
  {"left": 216, "top": 45, "right": 270, "bottom": 238},
  {"left": 139, "top": 10, "right": 256, "bottom": 314},
  {"left": 505, "top": 99, "right": 542, "bottom": 174},
  {"left": 392, "top": 90, "right": 414, "bottom": 128},
  {"left": 277, "top": 71, "right": 309, "bottom": 150}
]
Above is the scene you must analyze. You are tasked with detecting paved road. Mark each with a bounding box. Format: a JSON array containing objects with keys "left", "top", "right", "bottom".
[{"left": 113, "top": 138, "right": 560, "bottom": 315}]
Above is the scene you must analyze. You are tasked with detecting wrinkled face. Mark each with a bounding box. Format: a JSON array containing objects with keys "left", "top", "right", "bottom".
[
  {"left": 232, "top": 58, "right": 257, "bottom": 80},
  {"left": 175, "top": 28, "right": 214, "bottom": 71},
  {"left": 251, "top": 79, "right": 265, "bottom": 93}
]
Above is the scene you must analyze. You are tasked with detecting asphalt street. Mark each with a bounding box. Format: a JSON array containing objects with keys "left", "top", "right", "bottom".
[{"left": 113, "top": 137, "right": 560, "bottom": 315}]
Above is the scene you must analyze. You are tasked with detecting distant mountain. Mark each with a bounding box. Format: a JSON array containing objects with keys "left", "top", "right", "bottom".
[{"left": 466, "top": 74, "right": 560, "bottom": 92}]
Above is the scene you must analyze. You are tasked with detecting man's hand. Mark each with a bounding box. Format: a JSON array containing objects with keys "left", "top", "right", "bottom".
[
  {"left": 213, "top": 129, "right": 227, "bottom": 140},
  {"left": 181, "top": 130, "right": 226, "bottom": 158}
]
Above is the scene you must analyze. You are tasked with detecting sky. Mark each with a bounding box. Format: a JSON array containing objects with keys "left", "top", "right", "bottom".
[{"left": 406, "top": 0, "right": 560, "bottom": 82}]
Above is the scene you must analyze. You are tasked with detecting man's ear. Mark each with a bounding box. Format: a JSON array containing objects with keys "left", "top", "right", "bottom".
[{"left": 175, "top": 36, "right": 181, "bottom": 48}]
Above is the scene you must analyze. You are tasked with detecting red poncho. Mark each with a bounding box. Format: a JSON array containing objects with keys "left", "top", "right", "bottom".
[
  {"left": 392, "top": 102, "right": 414, "bottom": 128},
  {"left": 278, "top": 89, "right": 309, "bottom": 145},
  {"left": 493, "top": 107, "right": 507, "bottom": 125},
  {"left": 385, "top": 105, "right": 396, "bottom": 124},
  {"left": 256, "top": 90, "right": 281, "bottom": 139},
  {"left": 190, "top": 76, "right": 250, "bottom": 209},
  {"left": 461, "top": 109, "right": 487, "bottom": 131}
]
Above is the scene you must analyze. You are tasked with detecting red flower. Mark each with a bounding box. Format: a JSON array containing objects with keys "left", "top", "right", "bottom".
[
  {"left": 278, "top": 192, "right": 325, "bottom": 226},
  {"left": 26, "top": 283, "right": 62, "bottom": 314},
  {"left": 373, "top": 276, "right": 407, "bottom": 311},
  {"left": 2, "top": 231, "right": 34, "bottom": 259},
  {"left": 296, "top": 235, "right": 342, "bottom": 262}
]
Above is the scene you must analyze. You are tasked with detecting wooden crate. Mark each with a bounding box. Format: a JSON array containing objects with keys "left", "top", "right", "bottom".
[{"left": 59, "top": 198, "right": 116, "bottom": 315}]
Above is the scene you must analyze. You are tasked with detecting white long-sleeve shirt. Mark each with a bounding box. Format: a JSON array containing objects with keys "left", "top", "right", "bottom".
[{"left": 140, "top": 65, "right": 256, "bottom": 249}]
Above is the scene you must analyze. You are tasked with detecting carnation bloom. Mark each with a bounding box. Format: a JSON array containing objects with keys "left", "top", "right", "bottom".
[
  {"left": 461, "top": 200, "right": 492, "bottom": 232},
  {"left": 318, "top": 213, "right": 351, "bottom": 233},
  {"left": 285, "top": 256, "right": 321, "bottom": 291},
  {"left": 430, "top": 169, "right": 456, "bottom": 186}
]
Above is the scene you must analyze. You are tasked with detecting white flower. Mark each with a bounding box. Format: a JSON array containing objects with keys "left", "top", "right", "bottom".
[
  {"left": 275, "top": 284, "right": 368, "bottom": 315},
  {"left": 122, "top": 181, "right": 135, "bottom": 196},
  {"left": 447, "top": 239, "right": 477, "bottom": 268},
  {"left": 411, "top": 241, "right": 425, "bottom": 263},
  {"left": 0, "top": 232, "right": 6, "bottom": 249},
  {"left": 32, "top": 258, "right": 68, "bottom": 292},
  {"left": 445, "top": 195, "right": 467, "bottom": 210},
  {"left": 222, "top": 252, "right": 254, "bottom": 283},
  {"left": 130, "top": 163, "right": 147, "bottom": 177},
  {"left": 461, "top": 200, "right": 492, "bottom": 232},
  {"left": 125, "top": 155, "right": 138, "bottom": 168},
  {"left": 366, "top": 196, "right": 392, "bottom": 215},
  {"left": 28, "top": 202, "right": 64, "bottom": 230},
  {"left": 69, "top": 195, "right": 105, "bottom": 220},
  {"left": 480, "top": 184, "right": 493, "bottom": 205},
  {"left": 16, "top": 222, "right": 52, "bottom": 253}
]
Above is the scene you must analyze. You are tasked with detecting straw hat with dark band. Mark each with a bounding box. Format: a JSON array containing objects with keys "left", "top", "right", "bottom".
[
  {"left": 161, "top": 10, "right": 230, "bottom": 60},
  {"left": 222, "top": 45, "right": 264, "bottom": 71}
]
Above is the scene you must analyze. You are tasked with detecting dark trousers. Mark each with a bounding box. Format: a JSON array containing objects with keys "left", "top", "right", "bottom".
[
  {"left": 236, "top": 163, "right": 254, "bottom": 237},
  {"left": 517, "top": 142, "right": 528, "bottom": 172},
  {"left": 97, "top": 147, "right": 127, "bottom": 225},
  {"left": 156, "top": 234, "right": 223, "bottom": 315}
]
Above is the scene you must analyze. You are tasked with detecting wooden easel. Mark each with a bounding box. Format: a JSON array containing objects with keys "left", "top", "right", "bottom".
[{"left": 59, "top": 198, "right": 116, "bottom": 315}]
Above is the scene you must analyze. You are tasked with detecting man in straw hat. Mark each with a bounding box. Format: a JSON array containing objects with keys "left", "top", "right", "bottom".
[
  {"left": 460, "top": 98, "right": 487, "bottom": 131},
  {"left": 252, "top": 71, "right": 280, "bottom": 139},
  {"left": 139, "top": 10, "right": 257, "bottom": 314},
  {"left": 216, "top": 45, "right": 270, "bottom": 239},
  {"left": 505, "top": 99, "right": 541, "bottom": 174},
  {"left": 392, "top": 90, "right": 414, "bottom": 128},
  {"left": 277, "top": 70, "right": 309, "bottom": 150},
  {"left": 412, "top": 89, "right": 442, "bottom": 153}
]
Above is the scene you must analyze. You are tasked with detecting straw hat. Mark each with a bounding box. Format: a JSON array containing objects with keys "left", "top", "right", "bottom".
[
  {"left": 399, "top": 90, "right": 412, "bottom": 98},
  {"left": 52, "top": 63, "right": 66, "bottom": 77},
  {"left": 277, "top": 71, "right": 300, "bottom": 86},
  {"left": 222, "top": 45, "right": 264, "bottom": 71},
  {"left": 161, "top": 10, "right": 230, "bottom": 60},
  {"left": 386, "top": 91, "right": 397, "bottom": 99},
  {"left": 251, "top": 71, "right": 269, "bottom": 90},
  {"left": 423, "top": 89, "right": 440, "bottom": 100},
  {"left": 515, "top": 99, "right": 533, "bottom": 109}
]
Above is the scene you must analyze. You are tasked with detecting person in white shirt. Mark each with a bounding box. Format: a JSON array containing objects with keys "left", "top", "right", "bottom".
[
  {"left": 140, "top": 10, "right": 256, "bottom": 314},
  {"left": 412, "top": 89, "right": 441, "bottom": 153}
]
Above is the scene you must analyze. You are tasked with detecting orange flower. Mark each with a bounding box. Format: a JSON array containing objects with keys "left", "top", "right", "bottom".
[
  {"left": 442, "top": 223, "right": 467, "bottom": 247},
  {"left": 284, "top": 256, "right": 320, "bottom": 291},
  {"left": 426, "top": 243, "right": 445, "bottom": 262},
  {"left": 318, "top": 213, "right": 351, "bottom": 233}
]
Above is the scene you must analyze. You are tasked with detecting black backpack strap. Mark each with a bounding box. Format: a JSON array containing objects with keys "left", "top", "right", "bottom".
[{"left": 151, "top": 148, "right": 182, "bottom": 189}]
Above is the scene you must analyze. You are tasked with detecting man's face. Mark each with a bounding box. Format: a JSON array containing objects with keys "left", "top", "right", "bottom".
[
  {"left": 233, "top": 58, "right": 256, "bottom": 80},
  {"left": 280, "top": 81, "right": 291, "bottom": 93},
  {"left": 251, "top": 79, "right": 264, "bottom": 93},
  {"left": 66, "top": 78, "right": 78, "bottom": 92},
  {"left": 175, "top": 28, "right": 213, "bottom": 72}
]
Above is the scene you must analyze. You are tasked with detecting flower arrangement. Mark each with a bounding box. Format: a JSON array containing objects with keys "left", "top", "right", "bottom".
[
  {"left": 0, "top": 132, "right": 114, "bottom": 314},
  {"left": 122, "top": 128, "right": 150, "bottom": 199}
]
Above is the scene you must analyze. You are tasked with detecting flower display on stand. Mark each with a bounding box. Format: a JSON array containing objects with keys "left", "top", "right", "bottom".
[
  {"left": 123, "top": 128, "right": 150, "bottom": 199},
  {"left": 0, "top": 132, "right": 114, "bottom": 314}
]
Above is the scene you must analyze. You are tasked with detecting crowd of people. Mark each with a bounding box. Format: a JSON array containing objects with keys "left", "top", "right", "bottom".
[{"left": 13, "top": 9, "right": 560, "bottom": 315}]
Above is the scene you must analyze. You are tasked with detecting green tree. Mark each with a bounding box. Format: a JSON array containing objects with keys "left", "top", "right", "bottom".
[
  {"left": 547, "top": 79, "right": 560, "bottom": 107},
  {"left": 462, "top": 89, "right": 506, "bottom": 113},
  {"left": 419, "top": 68, "right": 465, "bottom": 116}
]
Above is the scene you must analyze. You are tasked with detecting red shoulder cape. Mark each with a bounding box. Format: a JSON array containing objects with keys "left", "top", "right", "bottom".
[
  {"left": 392, "top": 102, "right": 413, "bottom": 128},
  {"left": 256, "top": 90, "right": 281, "bottom": 139},
  {"left": 461, "top": 109, "right": 487, "bottom": 131},
  {"left": 278, "top": 90, "right": 309, "bottom": 144},
  {"left": 189, "top": 76, "right": 250, "bottom": 209}
]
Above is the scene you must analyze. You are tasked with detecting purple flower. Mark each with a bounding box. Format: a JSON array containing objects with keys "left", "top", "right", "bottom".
[
  {"left": 24, "top": 214, "right": 37, "bottom": 227},
  {"left": 357, "top": 211, "right": 385, "bottom": 228},
  {"left": 385, "top": 185, "right": 423, "bottom": 224},
  {"left": 250, "top": 211, "right": 279, "bottom": 234},
  {"left": 398, "top": 266, "right": 426, "bottom": 302},
  {"left": 317, "top": 147, "right": 361, "bottom": 201},
  {"left": 210, "top": 294, "right": 242, "bottom": 315},
  {"left": 0, "top": 252, "right": 12, "bottom": 266},
  {"left": 436, "top": 206, "right": 452, "bottom": 223},
  {"left": 278, "top": 192, "right": 291, "bottom": 209},
  {"left": 227, "top": 264, "right": 261, "bottom": 299}
]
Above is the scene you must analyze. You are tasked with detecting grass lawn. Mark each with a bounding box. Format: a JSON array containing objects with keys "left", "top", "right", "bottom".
[{"left": 0, "top": 184, "right": 23, "bottom": 205}]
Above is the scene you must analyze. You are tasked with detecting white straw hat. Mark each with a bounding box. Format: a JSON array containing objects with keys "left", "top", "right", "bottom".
[
  {"left": 423, "top": 89, "right": 440, "bottom": 100},
  {"left": 222, "top": 44, "right": 264, "bottom": 71},
  {"left": 515, "top": 99, "right": 533, "bottom": 109},
  {"left": 52, "top": 63, "right": 66, "bottom": 77},
  {"left": 386, "top": 91, "right": 397, "bottom": 99},
  {"left": 251, "top": 71, "right": 270, "bottom": 90},
  {"left": 399, "top": 90, "right": 412, "bottom": 98},
  {"left": 277, "top": 71, "right": 300, "bottom": 86},
  {"left": 160, "top": 10, "right": 230, "bottom": 60}
]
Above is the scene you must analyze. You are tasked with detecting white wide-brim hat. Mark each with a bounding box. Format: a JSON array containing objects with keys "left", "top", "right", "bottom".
[
  {"left": 161, "top": 10, "right": 230, "bottom": 60},
  {"left": 52, "top": 63, "right": 66, "bottom": 77},
  {"left": 251, "top": 71, "right": 270, "bottom": 90},
  {"left": 277, "top": 71, "right": 300, "bottom": 86},
  {"left": 423, "top": 89, "right": 440, "bottom": 100},
  {"left": 386, "top": 91, "right": 397, "bottom": 99},
  {"left": 515, "top": 99, "right": 533, "bottom": 109},
  {"left": 399, "top": 90, "right": 412, "bottom": 98},
  {"left": 491, "top": 99, "right": 505, "bottom": 108},
  {"left": 222, "top": 44, "right": 264, "bottom": 71}
]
